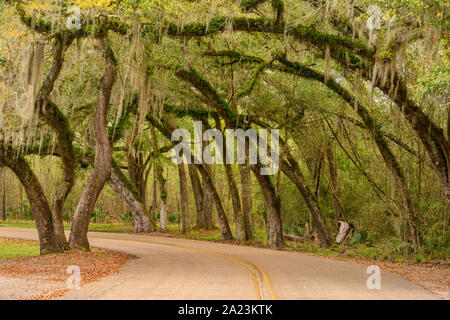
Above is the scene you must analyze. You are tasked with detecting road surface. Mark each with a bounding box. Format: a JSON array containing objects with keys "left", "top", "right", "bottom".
[{"left": 0, "top": 227, "right": 437, "bottom": 300}]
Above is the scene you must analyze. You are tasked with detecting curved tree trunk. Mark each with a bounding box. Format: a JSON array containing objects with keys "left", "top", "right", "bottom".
[
  {"left": 109, "top": 160, "right": 155, "bottom": 233},
  {"left": 33, "top": 33, "right": 76, "bottom": 250},
  {"left": 77, "top": 153, "right": 155, "bottom": 233},
  {"left": 0, "top": 145, "right": 63, "bottom": 254},
  {"left": 69, "top": 37, "right": 116, "bottom": 251},
  {"left": 280, "top": 153, "right": 332, "bottom": 247}
]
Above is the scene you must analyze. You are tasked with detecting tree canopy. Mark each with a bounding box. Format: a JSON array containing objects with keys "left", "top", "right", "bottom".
[{"left": 0, "top": 0, "right": 448, "bottom": 258}]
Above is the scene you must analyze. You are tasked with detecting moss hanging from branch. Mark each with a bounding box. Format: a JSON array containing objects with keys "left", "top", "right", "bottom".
[{"left": 161, "top": 16, "right": 374, "bottom": 61}]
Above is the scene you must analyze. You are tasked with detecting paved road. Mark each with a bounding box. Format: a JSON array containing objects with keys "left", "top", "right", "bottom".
[{"left": 0, "top": 227, "right": 437, "bottom": 300}]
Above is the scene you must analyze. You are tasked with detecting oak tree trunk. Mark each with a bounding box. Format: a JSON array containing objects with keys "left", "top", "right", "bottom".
[
  {"left": 188, "top": 164, "right": 204, "bottom": 228},
  {"left": 18, "top": 184, "right": 23, "bottom": 220},
  {"left": 281, "top": 157, "right": 332, "bottom": 247},
  {"left": 0, "top": 146, "right": 63, "bottom": 254},
  {"left": 196, "top": 164, "right": 234, "bottom": 240},
  {"left": 151, "top": 170, "right": 158, "bottom": 222},
  {"left": 326, "top": 147, "right": 347, "bottom": 222},
  {"left": 216, "top": 119, "right": 245, "bottom": 240},
  {"left": 239, "top": 165, "right": 253, "bottom": 240},
  {"left": 1, "top": 170, "right": 6, "bottom": 221},
  {"left": 201, "top": 164, "right": 215, "bottom": 230},
  {"left": 178, "top": 163, "right": 191, "bottom": 233},
  {"left": 109, "top": 160, "right": 155, "bottom": 233},
  {"left": 69, "top": 37, "right": 116, "bottom": 251},
  {"left": 251, "top": 166, "right": 284, "bottom": 248}
]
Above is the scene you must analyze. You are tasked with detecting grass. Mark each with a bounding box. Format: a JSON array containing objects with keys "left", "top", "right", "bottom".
[
  {"left": 0, "top": 220, "right": 36, "bottom": 229},
  {"left": 0, "top": 238, "right": 40, "bottom": 259},
  {"left": 287, "top": 240, "right": 449, "bottom": 264},
  {"left": 0, "top": 220, "right": 135, "bottom": 234}
]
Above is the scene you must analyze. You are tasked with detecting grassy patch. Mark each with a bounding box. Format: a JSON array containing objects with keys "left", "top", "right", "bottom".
[
  {"left": 289, "top": 240, "right": 449, "bottom": 264},
  {"left": 0, "top": 238, "right": 40, "bottom": 259},
  {"left": 0, "top": 220, "right": 135, "bottom": 234},
  {"left": 186, "top": 229, "right": 223, "bottom": 241},
  {"left": 0, "top": 220, "right": 36, "bottom": 229},
  {"left": 83, "top": 223, "right": 135, "bottom": 233}
]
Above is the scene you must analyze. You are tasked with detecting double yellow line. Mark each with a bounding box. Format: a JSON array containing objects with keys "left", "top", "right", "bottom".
[{"left": 97, "top": 236, "right": 279, "bottom": 300}]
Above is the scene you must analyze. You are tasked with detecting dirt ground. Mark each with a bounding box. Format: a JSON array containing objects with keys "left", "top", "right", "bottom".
[
  {"left": 0, "top": 239, "right": 133, "bottom": 300},
  {"left": 373, "top": 261, "right": 449, "bottom": 299},
  {"left": 317, "top": 255, "right": 449, "bottom": 299}
]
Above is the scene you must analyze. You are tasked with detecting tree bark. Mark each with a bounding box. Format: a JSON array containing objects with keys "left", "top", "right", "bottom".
[
  {"left": 178, "top": 163, "right": 191, "bottom": 233},
  {"left": 188, "top": 164, "right": 204, "bottom": 228},
  {"left": 326, "top": 146, "right": 347, "bottom": 222},
  {"left": 280, "top": 146, "right": 332, "bottom": 247},
  {"left": 201, "top": 164, "right": 215, "bottom": 230},
  {"left": 51, "top": 196, "right": 68, "bottom": 249},
  {"left": 127, "top": 151, "right": 147, "bottom": 209},
  {"left": 0, "top": 145, "right": 63, "bottom": 254},
  {"left": 78, "top": 152, "right": 156, "bottom": 233},
  {"left": 150, "top": 125, "right": 168, "bottom": 231},
  {"left": 1, "top": 170, "right": 6, "bottom": 221},
  {"left": 18, "top": 184, "right": 23, "bottom": 220},
  {"left": 215, "top": 118, "right": 245, "bottom": 240},
  {"left": 195, "top": 163, "right": 234, "bottom": 240},
  {"left": 251, "top": 166, "right": 284, "bottom": 248},
  {"left": 225, "top": 162, "right": 245, "bottom": 240},
  {"left": 158, "top": 171, "right": 167, "bottom": 231},
  {"left": 151, "top": 169, "right": 158, "bottom": 222},
  {"left": 69, "top": 37, "right": 116, "bottom": 251},
  {"left": 239, "top": 165, "right": 253, "bottom": 240},
  {"left": 109, "top": 160, "right": 155, "bottom": 233}
]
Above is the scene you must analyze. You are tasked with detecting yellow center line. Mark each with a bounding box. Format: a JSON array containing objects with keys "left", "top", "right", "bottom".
[
  {"left": 238, "top": 257, "right": 279, "bottom": 300},
  {"left": 92, "top": 236, "right": 279, "bottom": 300}
]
